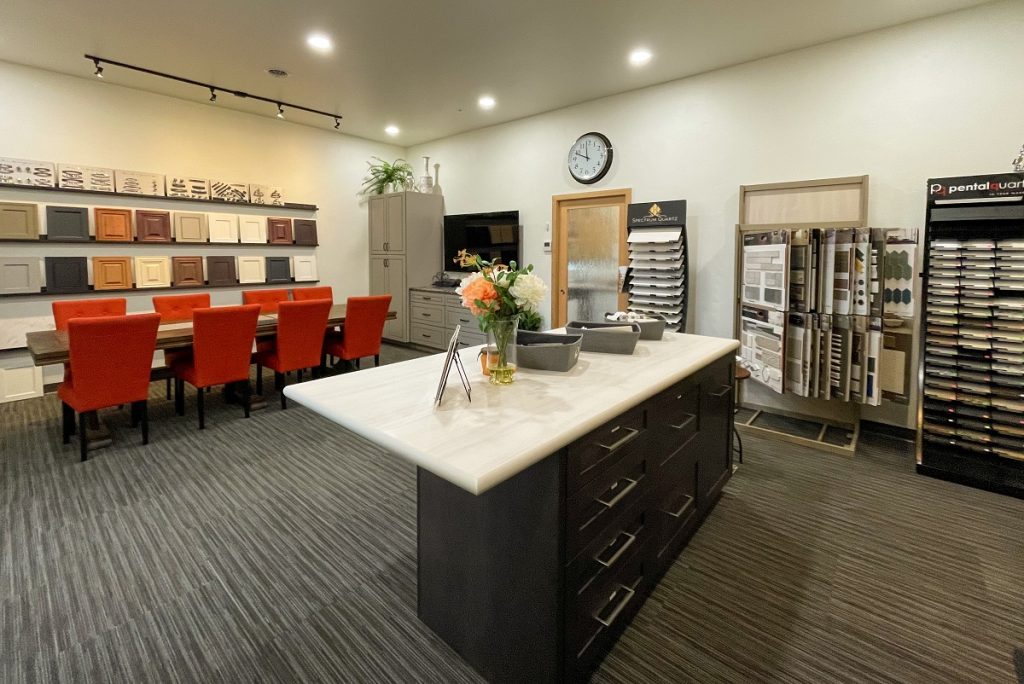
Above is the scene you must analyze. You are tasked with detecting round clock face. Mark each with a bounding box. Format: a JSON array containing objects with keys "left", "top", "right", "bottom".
[{"left": 568, "top": 132, "right": 613, "bottom": 184}]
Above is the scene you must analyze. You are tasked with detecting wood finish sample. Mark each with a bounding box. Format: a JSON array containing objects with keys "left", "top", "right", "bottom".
[
  {"left": 293, "top": 219, "right": 318, "bottom": 246},
  {"left": 134, "top": 257, "right": 172, "bottom": 289},
  {"left": 267, "top": 218, "right": 293, "bottom": 244},
  {"left": 92, "top": 257, "right": 133, "bottom": 290},
  {"left": 173, "top": 212, "right": 208, "bottom": 243},
  {"left": 44, "top": 257, "right": 89, "bottom": 294},
  {"left": 172, "top": 257, "right": 205, "bottom": 287},
  {"left": 136, "top": 210, "right": 172, "bottom": 242},
  {"left": 94, "top": 208, "right": 133, "bottom": 242},
  {"left": 0, "top": 202, "right": 40, "bottom": 240},
  {"left": 208, "top": 213, "right": 240, "bottom": 243},
  {"left": 205, "top": 256, "right": 237, "bottom": 287},
  {"left": 292, "top": 255, "right": 318, "bottom": 282},
  {"left": 45, "top": 206, "right": 90, "bottom": 242},
  {"left": 0, "top": 258, "right": 42, "bottom": 294},
  {"left": 237, "top": 256, "right": 266, "bottom": 284},
  {"left": 238, "top": 216, "right": 267, "bottom": 244},
  {"left": 265, "top": 256, "right": 292, "bottom": 284}
]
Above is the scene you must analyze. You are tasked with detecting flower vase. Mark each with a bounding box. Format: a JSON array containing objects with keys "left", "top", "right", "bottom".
[{"left": 486, "top": 317, "right": 519, "bottom": 385}]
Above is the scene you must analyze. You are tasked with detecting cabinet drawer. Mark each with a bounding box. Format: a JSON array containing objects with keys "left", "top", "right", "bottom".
[
  {"left": 566, "top": 504, "right": 649, "bottom": 602},
  {"left": 410, "top": 290, "right": 447, "bottom": 306},
  {"left": 446, "top": 306, "right": 477, "bottom": 329},
  {"left": 567, "top": 406, "right": 646, "bottom": 492},
  {"left": 651, "top": 456, "right": 699, "bottom": 575},
  {"left": 409, "top": 321, "right": 446, "bottom": 349},
  {"left": 567, "top": 444, "right": 649, "bottom": 560},
  {"left": 458, "top": 329, "right": 486, "bottom": 348},
  {"left": 410, "top": 302, "right": 444, "bottom": 325}
]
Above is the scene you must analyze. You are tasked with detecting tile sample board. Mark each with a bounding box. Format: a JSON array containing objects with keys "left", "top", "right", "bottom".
[
  {"left": 172, "top": 256, "right": 204, "bottom": 287},
  {"left": 207, "top": 213, "right": 239, "bottom": 243},
  {"left": 292, "top": 255, "right": 318, "bottom": 282},
  {"left": 0, "top": 257, "right": 42, "bottom": 294},
  {"left": 44, "top": 257, "right": 89, "bottom": 294},
  {"left": 0, "top": 158, "right": 55, "bottom": 187},
  {"left": 92, "top": 257, "right": 133, "bottom": 290},
  {"left": 94, "top": 208, "right": 133, "bottom": 242},
  {"left": 45, "top": 206, "right": 90, "bottom": 241},
  {"left": 58, "top": 164, "right": 114, "bottom": 192},
  {"left": 248, "top": 184, "right": 284, "bottom": 206},
  {"left": 210, "top": 180, "right": 248, "bottom": 203},
  {"left": 173, "top": 212, "right": 208, "bottom": 243},
  {"left": 136, "top": 210, "right": 172, "bottom": 242},
  {"left": 239, "top": 216, "right": 267, "bottom": 244},
  {"left": 0, "top": 202, "right": 40, "bottom": 240},
  {"left": 293, "top": 219, "right": 318, "bottom": 245},
  {"left": 267, "top": 218, "right": 293, "bottom": 244},
  {"left": 237, "top": 256, "right": 266, "bottom": 284},
  {"left": 206, "top": 256, "right": 237, "bottom": 287},
  {"left": 265, "top": 256, "right": 292, "bottom": 284},
  {"left": 627, "top": 224, "right": 686, "bottom": 327},
  {"left": 134, "top": 257, "right": 172, "bottom": 289},
  {"left": 740, "top": 304, "right": 785, "bottom": 393},
  {"left": 741, "top": 231, "right": 790, "bottom": 311},
  {"left": 166, "top": 177, "right": 210, "bottom": 200},
  {"left": 114, "top": 169, "right": 165, "bottom": 196}
]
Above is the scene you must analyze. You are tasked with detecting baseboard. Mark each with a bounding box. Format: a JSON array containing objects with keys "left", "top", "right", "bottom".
[{"left": 859, "top": 420, "right": 915, "bottom": 442}]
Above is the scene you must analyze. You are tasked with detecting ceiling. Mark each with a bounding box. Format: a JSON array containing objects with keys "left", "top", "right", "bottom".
[{"left": 0, "top": 0, "right": 992, "bottom": 145}]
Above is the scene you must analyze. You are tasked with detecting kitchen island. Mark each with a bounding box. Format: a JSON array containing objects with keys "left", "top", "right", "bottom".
[{"left": 285, "top": 332, "right": 739, "bottom": 682}]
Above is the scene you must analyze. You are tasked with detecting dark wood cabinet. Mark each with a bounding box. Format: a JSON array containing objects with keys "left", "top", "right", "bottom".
[
  {"left": 45, "top": 206, "right": 90, "bottom": 241},
  {"left": 172, "top": 257, "right": 205, "bottom": 287},
  {"left": 293, "top": 219, "right": 318, "bottom": 245},
  {"left": 44, "top": 257, "right": 89, "bottom": 294},
  {"left": 267, "top": 218, "right": 293, "bottom": 244},
  {"left": 205, "top": 256, "right": 237, "bottom": 287},
  {"left": 265, "top": 256, "right": 291, "bottom": 283},
  {"left": 94, "top": 208, "right": 133, "bottom": 242},
  {"left": 136, "top": 210, "right": 172, "bottom": 242}
]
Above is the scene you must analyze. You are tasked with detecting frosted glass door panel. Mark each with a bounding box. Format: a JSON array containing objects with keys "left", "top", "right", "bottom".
[{"left": 566, "top": 205, "right": 620, "bottom": 322}]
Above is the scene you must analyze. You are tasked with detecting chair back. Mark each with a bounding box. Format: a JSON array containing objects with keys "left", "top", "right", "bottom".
[
  {"left": 292, "top": 286, "right": 333, "bottom": 303},
  {"left": 342, "top": 295, "right": 392, "bottom": 359},
  {"left": 53, "top": 298, "right": 127, "bottom": 331},
  {"left": 66, "top": 313, "right": 160, "bottom": 408},
  {"left": 152, "top": 293, "right": 211, "bottom": 322},
  {"left": 191, "top": 305, "right": 261, "bottom": 386},
  {"left": 275, "top": 300, "right": 332, "bottom": 371},
  {"left": 242, "top": 289, "right": 290, "bottom": 314}
]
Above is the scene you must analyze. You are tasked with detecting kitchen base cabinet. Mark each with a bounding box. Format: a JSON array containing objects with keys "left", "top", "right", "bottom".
[{"left": 408, "top": 286, "right": 486, "bottom": 350}]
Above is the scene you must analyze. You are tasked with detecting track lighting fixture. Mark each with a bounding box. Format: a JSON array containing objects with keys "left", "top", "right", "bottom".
[
  {"left": 334, "top": 117, "right": 341, "bottom": 130},
  {"left": 93, "top": 58, "right": 103, "bottom": 78},
  {"left": 276, "top": 104, "right": 285, "bottom": 120},
  {"left": 209, "top": 87, "right": 217, "bottom": 102}
]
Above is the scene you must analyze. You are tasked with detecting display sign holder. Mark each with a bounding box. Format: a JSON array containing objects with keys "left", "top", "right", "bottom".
[{"left": 434, "top": 325, "right": 472, "bottom": 406}]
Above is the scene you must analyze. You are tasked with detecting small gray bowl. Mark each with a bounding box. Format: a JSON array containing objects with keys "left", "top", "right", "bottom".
[
  {"left": 516, "top": 331, "right": 583, "bottom": 372},
  {"left": 565, "top": 321, "right": 642, "bottom": 354}
]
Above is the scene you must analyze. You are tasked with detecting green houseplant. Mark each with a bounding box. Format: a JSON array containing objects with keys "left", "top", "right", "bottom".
[{"left": 360, "top": 157, "right": 414, "bottom": 195}]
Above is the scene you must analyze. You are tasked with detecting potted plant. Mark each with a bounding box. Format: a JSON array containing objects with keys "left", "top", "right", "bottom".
[{"left": 360, "top": 157, "right": 414, "bottom": 195}]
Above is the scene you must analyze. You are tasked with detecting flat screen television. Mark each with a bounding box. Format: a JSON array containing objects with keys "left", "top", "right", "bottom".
[{"left": 443, "top": 211, "right": 521, "bottom": 273}]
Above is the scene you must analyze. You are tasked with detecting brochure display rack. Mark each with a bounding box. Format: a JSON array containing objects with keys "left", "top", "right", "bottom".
[{"left": 625, "top": 200, "right": 688, "bottom": 330}]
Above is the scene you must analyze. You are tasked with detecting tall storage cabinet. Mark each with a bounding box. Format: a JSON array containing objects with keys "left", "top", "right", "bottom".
[{"left": 368, "top": 191, "right": 443, "bottom": 343}]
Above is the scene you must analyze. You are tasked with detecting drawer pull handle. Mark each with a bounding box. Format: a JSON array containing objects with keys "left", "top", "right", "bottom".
[
  {"left": 594, "top": 584, "right": 636, "bottom": 628},
  {"left": 595, "top": 531, "right": 636, "bottom": 568},
  {"left": 669, "top": 414, "right": 696, "bottom": 431},
  {"left": 596, "top": 476, "right": 638, "bottom": 510},
  {"left": 664, "top": 494, "right": 694, "bottom": 519},
  {"left": 597, "top": 426, "right": 640, "bottom": 453},
  {"left": 709, "top": 385, "right": 732, "bottom": 398},
  {"left": 421, "top": 312, "right": 430, "bottom": 317}
]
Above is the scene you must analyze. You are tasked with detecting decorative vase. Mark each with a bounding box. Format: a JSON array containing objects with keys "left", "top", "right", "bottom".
[
  {"left": 432, "top": 163, "right": 443, "bottom": 195},
  {"left": 486, "top": 317, "right": 519, "bottom": 385},
  {"left": 419, "top": 156, "right": 434, "bottom": 192}
]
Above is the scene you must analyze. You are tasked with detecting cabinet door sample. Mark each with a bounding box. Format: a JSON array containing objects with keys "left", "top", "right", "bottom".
[
  {"left": 92, "top": 257, "right": 133, "bottom": 290},
  {"left": 265, "top": 256, "right": 292, "bottom": 284},
  {"left": 267, "top": 218, "right": 293, "bottom": 244},
  {"left": 292, "top": 255, "right": 318, "bottom": 282},
  {"left": 134, "top": 257, "right": 172, "bottom": 289},
  {"left": 136, "top": 210, "right": 172, "bottom": 242},
  {"left": 293, "top": 219, "right": 318, "bottom": 245},
  {"left": 94, "top": 208, "right": 133, "bottom": 242},
  {"left": 45, "top": 206, "right": 90, "bottom": 241},
  {"left": 237, "top": 256, "right": 266, "bottom": 284},
  {"left": 0, "top": 258, "right": 42, "bottom": 294},
  {"left": 45, "top": 257, "right": 89, "bottom": 294},
  {"left": 385, "top": 194, "right": 405, "bottom": 251},
  {"left": 239, "top": 216, "right": 267, "bottom": 244},
  {"left": 172, "top": 256, "right": 205, "bottom": 287},
  {"left": 173, "top": 212, "right": 208, "bottom": 243},
  {"left": 208, "top": 213, "right": 240, "bottom": 243},
  {"left": 206, "top": 256, "right": 237, "bottom": 287},
  {"left": 0, "top": 202, "right": 40, "bottom": 240}
]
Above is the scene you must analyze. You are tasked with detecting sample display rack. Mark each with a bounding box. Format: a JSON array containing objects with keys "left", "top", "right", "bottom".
[{"left": 625, "top": 200, "right": 688, "bottom": 330}]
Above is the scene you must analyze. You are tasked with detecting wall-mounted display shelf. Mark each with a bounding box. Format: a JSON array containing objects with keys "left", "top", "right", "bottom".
[
  {"left": 0, "top": 182, "right": 318, "bottom": 212},
  {"left": 0, "top": 237, "right": 319, "bottom": 247},
  {"left": 0, "top": 279, "right": 321, "bottom": 299}
]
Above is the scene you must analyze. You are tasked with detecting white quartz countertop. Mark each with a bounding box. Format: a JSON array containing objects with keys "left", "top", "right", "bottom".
[{"left": 284, "top": 332, "right": 739, "bottom": 495}]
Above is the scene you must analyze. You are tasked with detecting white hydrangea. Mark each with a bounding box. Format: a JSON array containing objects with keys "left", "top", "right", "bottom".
[{"left": 509, "top": 273, "right": 547, "bottom": 311}]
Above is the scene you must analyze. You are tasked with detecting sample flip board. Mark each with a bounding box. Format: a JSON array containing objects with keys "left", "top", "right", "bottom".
[
  {"left": 625, "top": 200, "right": 688, "bottom": 329},
  {"left": 740, "top": 305, "right": 785, "bottom": 393},
  {"left": 741, "top": 231, "right": 789, "bottom": 311}
]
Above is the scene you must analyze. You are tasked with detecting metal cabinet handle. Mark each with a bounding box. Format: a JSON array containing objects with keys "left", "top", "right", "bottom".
[
  {"left": 594, "top": 531, "right": 636, "bottom": 568},
  {"left": 597, "top": 426, "right": 640, "bottom": 452},
  {"left": 421, "top": 312, "right": 430, "bottom": 317},
  {"left": 669, "top": 414, "right": 696, "bottom": 431},
  {"left": 384, "top": 241, "right": 390, "bottom": 251},
  {"left": 596, "top": 476, "right": 638, "bottom": 510},
  {"left": 709, "top": 385, "right": 732, "bottom": 398},
  {"left": 664, "top": 494, "right": 694, "bottom": 519},
  {"left": 594, "top": 584, "right": 636, "bottom": 627}
]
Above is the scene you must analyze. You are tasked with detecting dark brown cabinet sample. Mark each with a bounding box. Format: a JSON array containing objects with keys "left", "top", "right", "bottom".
[
  {"left": 0, "top": 201, "right": 40, "bottom": 240},
  {"left": 265, "top": 256, "right": 292, "bottom": 283},
  {"left": 172, "top": 256, "right": 205, "bottom": 287},
  {"left": 45, "top": 257, "right": 89, "bottom": 294},
  {"left": 92, "top": 256, "right": 133, "bottom": 290},
  {"left": 205, "top": 256, "right": 237, "bottom": 287},
  {"left": 293, "top": 219, "right": 318, "bottom": 245},
  {"left": 267, "top": 218, "right": 293, "bottom": 244},
  {"left": 136, "top": 210, "right": 172, "bottom": 242},
  {"left": 45, "top": 206, "right": 90, "bottom": 241},
  {"left": 95, "top": 208, "right": 133, "bottom": 242}
]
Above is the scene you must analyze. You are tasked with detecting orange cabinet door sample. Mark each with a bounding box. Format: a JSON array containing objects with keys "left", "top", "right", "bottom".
[
  {"left": 95, "top": 208, "right": 134, "bottom": 242},
  {"left": 92, "top": 256, "right": 133, "bottom": 290},
  {"left": 136, "top": 210, "right": 172, "bottom": 242},
  {"left": 268, "top": 218, "right": 293, "bottom": 244},
  {"left": 172, "top": 256, "right": 205, "bottom": 287}
]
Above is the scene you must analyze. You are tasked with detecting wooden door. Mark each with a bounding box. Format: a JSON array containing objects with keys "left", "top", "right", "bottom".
[
  {"left": 174, "top": 212, "right": 208, "bottom": 243},
  {"left": 551, "top": 189, "right": 631, "bottom": 328},
  {"left": 172, "top": 256, "right": 205, "bottom": 287},
  {"left": 385, "top": 194, "right": 405, "bottom": 252},
  {"left": 293, "top": 219, "right": 318, "bottom": 245},
  {"left": 95, "top": 208, "right": 133, "bottom": 242},
  {"left": 45, "top": 257, "right": 89, "bottom": 294},
  {"left": 208, "top": 213, "right": 239, "bottom": 243},
  {"left": 136, "top": 210, "right": 172, "bottom": 242},
  {"left": 0, "top": 202, "right": 39, "bottom": 240},
  {"left": 268, "top": 218, "right": 293, "bottom": 244},
  {"left": 46, "top": 206, "right": 90, "bottom": 241},
  {"left": 206, "top": 256, "right": 237, "bottom": 286},
  {"left": 134, "top": 257, "right": 172, "bottom": 289},
  {"left": 369, "top": 196, "right": 387, "bottom": 253},
  {"left": 0, "top": 258, "right": 42, "bottom": 294},
  {"left": 239, "top": 216, "right": 267, "bottom": 244},
  {"left": 92, "top": 257, "right": 133, "bottom": 290},
  {"left": 292, "top": 255, "right": 318, "bottom": 282},
  {"left": 237, "top": 256, "right": 266, "bottom": 284},
  {"left": 265, "top": 256, "right": 292, "bottom": 283}
]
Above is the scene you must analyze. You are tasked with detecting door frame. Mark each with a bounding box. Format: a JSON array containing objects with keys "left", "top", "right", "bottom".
[{"left": 550, "top": 188, "right": 632, "bottom": 328}]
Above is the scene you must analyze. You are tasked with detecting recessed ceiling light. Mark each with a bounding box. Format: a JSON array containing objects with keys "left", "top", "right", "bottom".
[
  {"left": 478, "top": 95, "right": 496, "bottom": 111},
  {"left": 266, "top": 68, "right": 289, "bottom": 78},
  {"left": 385, "top": 125, "right": 400, "bottom": 137},
  {"left": 306, "top": 33, "right": 333, "bottom": 53},
  {"left": 629, "top": 47, "right": 653, "bottom": 67}
]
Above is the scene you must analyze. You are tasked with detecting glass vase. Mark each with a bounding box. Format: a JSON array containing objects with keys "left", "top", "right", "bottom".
[{"left": 486, "top": 317, "right": 519, "bottom": 385}]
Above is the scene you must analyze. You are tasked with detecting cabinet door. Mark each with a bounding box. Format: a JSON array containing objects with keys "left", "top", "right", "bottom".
[
  {"left": 92, "top": 257, "right": 133, "bottom": 290},
  {"left": 268, "top": 218, "right": 293, "bottom": 244},
  {"left": 293, "top": 219, "right": 318, "bottom": 245},
  {"left": 385, "top": 194, "right": 405, "bottom": 252},
  {"left": 0, "top": 258, "right": 42, "bottom": 294},
  {"left": 95, "top": 208, "right": 133, "bottom": 242},
  {"left": 206, "top": 256, "right": 237, "bottom": 286},
  {"left": 173, "top": 212, "right": 208, "bottom": 243},
  {"left": 172, "top": 256, "right": 205, "bottom": 287},
  {"left": 369, "top": 196, "right": 387, "bottom": 253},
  {"left": 292, "top": 255, "right": 318, "bottom": 282},
  {"left": 265, "top": 256, "right": 292, "bottom": 284},
  {"left": 0, "top": 202, "right": 39, "bottom": 240},
  {"left": 45, "top": 257, "right": 89, "bottom": 294},
  {"left": 208, "top": 213, "right": 239, "bottom": 243},
  {"left": 135, "top": 210, "right": 172, "bottom": 242},
  {"left": 134, "top": 257, "right": 172, "bottom": 289},
  {"left": 374, "top": 255, "right": 406, "bottom": 342},
  {"left": 237, "top": 256, "right": 266, "bottom": 284},
  {"left": 46, "top": 206, "right": 90, "bottom": 241},
  {"left": 697, "top": 361, "right": 734, "bottom": 507},
  {"left": 0, "top": 366, "right": 43, "bottom": 403},
  {"left": 239, "top": 216, "right": 267, "bottom": 244}
]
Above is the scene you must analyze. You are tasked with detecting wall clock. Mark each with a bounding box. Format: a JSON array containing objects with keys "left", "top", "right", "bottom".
[{"left": 568, "top": 132, "right": 613, "bottom": 184}]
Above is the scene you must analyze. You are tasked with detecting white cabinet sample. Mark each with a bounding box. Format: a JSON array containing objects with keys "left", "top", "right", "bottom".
[
  {"left": 207, "top": 213, "right": 240, "bottom": 243},
  {"left": 238, "top": 216, "right": 267, "bottom": 244},
  {"left": 237, "top": 256, "right": 266, "bottom": 284},
  {"left": 0, "top": 366, "right": 43, "bottom": 403},
  {"left": 292, "top": 255, "right": 318, "bottom": 282},
  {"left": 133, "top": 256, "right": 172, "bottom": 289}
]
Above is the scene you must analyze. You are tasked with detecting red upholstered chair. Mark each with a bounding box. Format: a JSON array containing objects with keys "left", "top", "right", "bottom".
[
  {"left": 325, "top": 295, "right": 391, "bottom": 369},
  {"left": 292, "top": 286, "right": 334, "bottom": 303},
  {"left": 58, "top": 313, "right": 161, "bottom": 461},
  {"left": 152, "top": 293, "right": 211, "bottom": 398},
  {"left": 242, "top": 289, "right": 290, "bottom": 313},
  {"left": 171, "top": 304, "right": 260, "bottom": 429},
  {"left": 254, "top": 299, "right": 332, "bottom": 408},
  {"left": 52, "top": 298, "right": 127, "bottom": 331}
]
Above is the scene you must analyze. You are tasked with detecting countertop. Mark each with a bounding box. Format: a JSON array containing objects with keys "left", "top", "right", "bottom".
[
  {"left": 284, "top": 332, "right": 739, "bottom": 495},
  {"left": 409, "top": 285, "right": 461, "bottom": 295}
]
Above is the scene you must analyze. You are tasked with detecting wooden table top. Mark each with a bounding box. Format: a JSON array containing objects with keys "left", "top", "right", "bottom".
[{"left": 25, "top": 304, "right": 396, "bottom": 366}]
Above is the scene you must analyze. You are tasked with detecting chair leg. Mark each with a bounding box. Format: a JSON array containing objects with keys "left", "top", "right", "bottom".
[
  {"left": 238, "top": 380, "right": 252, "bottom": 419},
  {"left": 354, "top": 358, "right": 361, "bottom": 370},
  {"left": 197, "top": 386, "right": 205, "bottom": 430},
  {"left": 140, "top": 401, "right": 149, "bottom": 445},
  {"left": 165, "top": 377, "right": 172, "bottom": 400},
  {"left": 297, "top": 369, "right": 303, "bottom": 383},
  {"left": 374, "top": 354, "right": 380, "bottom": 367},
  {"left": 79, "top": 411, "right": 89, "bottom": 462},
  {"left": 62, "top": 401, "right": 74, "bottom": 444},
  {"left": 130, "top": 402, "right": 139, "bottom": 428},
  {"left": 255, "top": 363, "right": 263, "bottom": 395},
  {"left": 175, "top": 378, "right": 185, "bottom": 416},
  {"left": 274, "top": 371, "right": 283, "bottom": 391}
]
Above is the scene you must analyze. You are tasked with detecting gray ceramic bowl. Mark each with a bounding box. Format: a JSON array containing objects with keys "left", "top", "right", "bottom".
[{"left": 565, "top": 321, "right": 642, "bottom": 354}]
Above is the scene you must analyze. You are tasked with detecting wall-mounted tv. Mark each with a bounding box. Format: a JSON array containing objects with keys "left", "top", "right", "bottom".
[{"left": 443, "top": 211, "right": 521, "bottom": 273}]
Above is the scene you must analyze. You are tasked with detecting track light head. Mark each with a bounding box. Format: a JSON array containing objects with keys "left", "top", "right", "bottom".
[
  {"left": 209, "top": 87, "right": 217, "bottom": 102},
  {"left": 334, "top": 117, "right": 340, "bottom": 130},
  {"left": 93, "top": 58, "right": 103, "bottom": 78},
  {"left": 276, "top": 103, "right": 285, "bottom": 120}
]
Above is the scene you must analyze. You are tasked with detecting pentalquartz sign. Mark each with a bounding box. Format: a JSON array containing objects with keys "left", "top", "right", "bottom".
[{"left": 928, "top": 173, "right": 1024, "bottom": 200}]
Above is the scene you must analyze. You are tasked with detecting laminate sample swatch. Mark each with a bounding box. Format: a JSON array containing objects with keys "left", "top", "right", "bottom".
[
  {"left": 92, "top": 257, "right": 133, "bottom": 290},
  {"left": 0, "top": 202, "right": 40, "bottom": 240},
  {"left": 172, "top": 257, "right": 205, "bottom": 287},
  {"left": 95, "top": 208, "right": 133, "bottom": 242},
  {"left": 265, "top": 256, "right": 292, "bottom": 284},
  {"left": 293, "top": 219, "right": 318, "bottom": 246},
  {"left": 136, "top": 210, "right": 172, "bottom": 242},
  {"left": 206, "top": 256, "right": 237, "bottom": 287},
  {"left": 134, "top": 257, "right": 172, "bottom": 289},
  {"left": 0, "top": 258, "right": 42, "bottom": 294},
  {"left": 44, "top": 257, "right": 89, "bottom": 294},
  {"left": 267, "top": 218, "right": 293, "bottom": 244},
  {"left": 237, "top": 256, "right": 266, "bottom": 284},
  {"left": 292, "top": 255, "right": 318, "bottom": 282},
  {"left": 239, "top": 216, "right": 267, "bottom": 244},
  {"left": 45, "top": 206, "right": 90, "bottom": 241},
  {"left": 207, "top": 213, "right": 240, "bottom": 243},
  {"left": 173, "top": 212, "right": 208, "bottom": 243}
]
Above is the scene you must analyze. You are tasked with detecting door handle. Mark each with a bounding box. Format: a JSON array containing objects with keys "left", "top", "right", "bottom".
[{"left": 384, "top": 259, "right": 389, "bottom": 267}]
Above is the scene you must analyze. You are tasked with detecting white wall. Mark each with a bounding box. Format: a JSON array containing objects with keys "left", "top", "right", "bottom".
[{"left": 409, "top": 0, "right": 1024, "bottom": 426}]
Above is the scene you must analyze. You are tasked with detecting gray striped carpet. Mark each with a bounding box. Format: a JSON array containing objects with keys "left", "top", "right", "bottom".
[{"left": 2, "top": 346, "right": 1023, "bottom": 683}]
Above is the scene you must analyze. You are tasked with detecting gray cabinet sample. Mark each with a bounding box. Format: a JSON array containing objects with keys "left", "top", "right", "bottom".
[
  {"left": 0, "top": 257, "right": 42, "bottom": 294},
  {"left": 206, "top": 256, "right": 237, "bottom": 287},
  {"left": 44, "top": 257, "right": 89, "bottom": 294},
  {"left": 0, "top": 202, "right": 40, "bottom": 240},
  {"left": 293, "top": 219, "right": 318, "bottom": 245},
  {"left": 45, "top": 206, "right": 90, "bottom": 241},
  {"left": 265, "top": 256, "right": 292, "bottom": 284}
]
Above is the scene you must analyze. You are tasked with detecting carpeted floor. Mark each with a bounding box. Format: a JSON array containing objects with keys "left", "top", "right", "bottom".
[{"left": 2, "top": 345, "right": 1023, "bottom": 683}]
